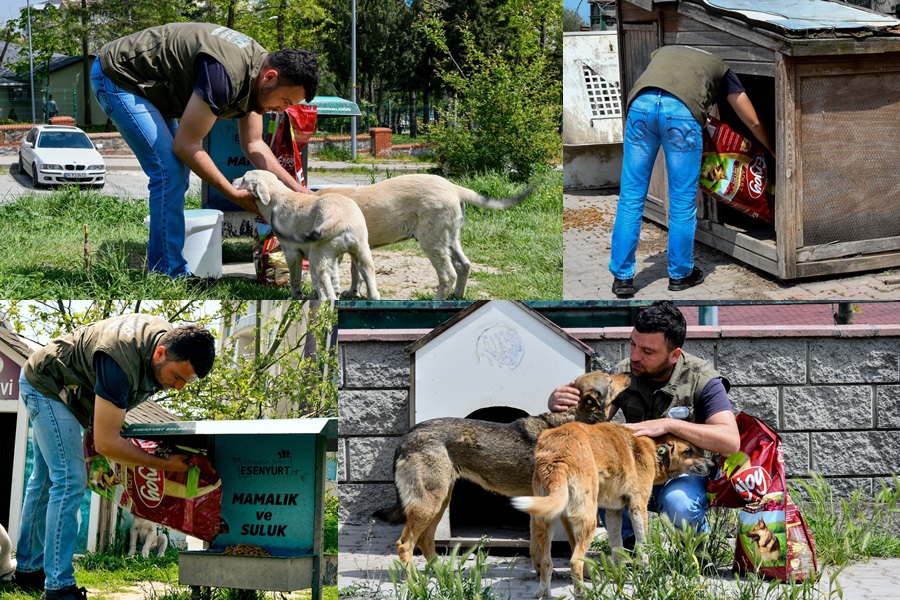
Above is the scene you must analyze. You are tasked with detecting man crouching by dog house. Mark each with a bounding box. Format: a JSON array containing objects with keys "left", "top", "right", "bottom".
[
  {"left": 11, "top": 315, "right": 215, "bottom": 600},
  {"left": 548, "top": 300, "right": 739, "bottom": 549}
]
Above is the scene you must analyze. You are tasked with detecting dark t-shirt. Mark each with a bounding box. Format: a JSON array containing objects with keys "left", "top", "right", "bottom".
[
  {"left": 717, "top": 69, "right": 745, "bottom": 106},
  {"left": 193, "top": 54, "right": 234, "bottom": 117},
  {"left": 93, "top": 352, "right": 131, "bottom": 409}
]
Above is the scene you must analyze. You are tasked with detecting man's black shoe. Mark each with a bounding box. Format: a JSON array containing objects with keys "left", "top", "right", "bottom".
[
  {"left": 13, "top": 568, "right": 45, "bottom": 592},
  {"left": 43, "top": 584, "right": 88, "bottom": 600},
  {"left": 612, "top": 278, "right": 635, "bottom": 298},
  {"left": 668, "top": 267, "right": 705, "bottom": 292}
]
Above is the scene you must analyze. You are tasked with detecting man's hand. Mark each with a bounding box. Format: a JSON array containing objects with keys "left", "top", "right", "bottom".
[
  {"left": 159, "top": 453, "right": 192, "bottom": 473},
  {"left": 225, "top": 188, "right": 261, "bottom": 214},
  {"left": 623, "top": 418, "right": 673, "bottom": 438},
  {"left": 548, "top": 384, "right": 580, "bottom": 412}
]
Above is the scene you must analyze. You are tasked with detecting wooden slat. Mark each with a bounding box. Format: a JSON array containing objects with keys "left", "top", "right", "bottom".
[
  {"left": 672, "top": 30, "right": 754, "bottom": 47},
  {"left": 621, "top": 0, "right": 656, "bottom": 20},
  {"left": 797, "top": 236, "right": 900, "bottom": 262},
  {"left": 788, "top": 38, "right": 900, "bottom": 58},
  {"left": 694, "top": 225, "right": 780, "bottom": 274},
  {"left": 795, "top": 54, "right": 900, "bottom": 77},
  {"left": 627, "top": 0, "right": 654, "bottom": 12},
  {"left": 725, "top": 60, "right": 776, "bottom": 77},
  {"left": 775, "top": 53, "right": 800, "bottom": 279},
  {"left": 795, "top": 251, "right": 900, "bottom": 279},
  {"left": 677, "top": 1, "right": 790, "bottom": 54}
]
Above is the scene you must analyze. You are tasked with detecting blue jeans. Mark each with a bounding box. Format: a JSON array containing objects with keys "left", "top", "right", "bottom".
[
  {"left": 90, "top": 57, "right": 192, "bottom": 278},
  {"left": 609, "top": 89, "right": 703, "bottom": 280},
  {"left": 599, "top": 474, "right": 710, "bottom": 540},
  {"left": 16, "top": 375, "right": 86, "bottom": 591}
]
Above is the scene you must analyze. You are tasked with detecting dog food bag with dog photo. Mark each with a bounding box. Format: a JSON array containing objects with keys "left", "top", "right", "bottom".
[
  {"left": 84, "top": 430, "right": 223, "bottom": 541},
  {"left": 253, "top": 220, "right": 294, "bottom": 287},
  {"left": 699, "top": 116, "right": 774, "bottom": 223},
  {"left": 707, "top": 412, "right": 818, "bottom": 581}
]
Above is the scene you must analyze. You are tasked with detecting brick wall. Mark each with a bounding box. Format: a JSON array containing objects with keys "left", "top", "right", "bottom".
[{"left": 338, "top": 325, "right": 900, "bottom": 525}]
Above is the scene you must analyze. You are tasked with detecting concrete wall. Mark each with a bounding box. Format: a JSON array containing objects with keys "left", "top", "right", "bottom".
[{"left": 338, "top": 324, "right": 900, "bottom": 525}]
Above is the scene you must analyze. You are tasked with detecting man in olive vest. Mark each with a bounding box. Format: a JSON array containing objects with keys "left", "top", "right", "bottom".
[
  {"left": 12, "top": 314, "right": 215, "bottom": 600},
  {"left": 609, "top": 45, "right": 774, "bottom": 298},
  {"left": 548, "top": 301, "right": 739, "bottom": 549},
  {"left": 91, "top": 23, "right": 319, "bottom": 280}
]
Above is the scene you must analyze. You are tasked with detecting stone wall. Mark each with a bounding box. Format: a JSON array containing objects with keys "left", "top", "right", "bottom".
[{"left": 337, "top": 324, "right": 900, "bottom": 525}]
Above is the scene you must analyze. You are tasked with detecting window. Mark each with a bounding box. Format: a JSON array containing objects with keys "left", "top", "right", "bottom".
[{"left": 583, "top": 64, "right": 622, "bottom": 120}]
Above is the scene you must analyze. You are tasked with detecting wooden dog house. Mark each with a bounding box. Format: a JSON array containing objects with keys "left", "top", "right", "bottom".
[{"left": 616, "top": 0, "right": 900, "bottom": 279}]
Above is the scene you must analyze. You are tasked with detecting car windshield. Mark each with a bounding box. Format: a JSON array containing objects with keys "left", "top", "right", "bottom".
[{"left": 36, "top": 131, "right": 93, "bottom": 149}]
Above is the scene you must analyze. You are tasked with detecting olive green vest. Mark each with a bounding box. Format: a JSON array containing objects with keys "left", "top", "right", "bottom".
[
  {"left": 626, "top": 45, "right": 730, "bottom": 126},
  {"left": 613, "top": 351, "right": 730, "bottom": 424},
  {"left": 23, "top": 314, "right": 172, "bottom": 428},
  {"left": 98, "top": 23, "right": 269, "bottom": 119}
]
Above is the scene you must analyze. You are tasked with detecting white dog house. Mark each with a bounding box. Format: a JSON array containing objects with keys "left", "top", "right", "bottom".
[
  {"left": 407, "top": 300, "right": 597, "bottom": 547},
  {"left": 563, "top": 30, "right": 623, "bottom": 190}
]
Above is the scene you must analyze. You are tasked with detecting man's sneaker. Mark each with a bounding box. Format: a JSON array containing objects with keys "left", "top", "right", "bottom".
[
  {"left": 668, "top": 267, "right": 705, "bottom": 292},
  {"left": 611, "top": 277, "right": 635, "bottom": 298},
  {"left": 13, "top": 569, "right": 45, "bottom": 592},
  {"left": 43, "top": 584, "right": 88, "bottom": 600}
]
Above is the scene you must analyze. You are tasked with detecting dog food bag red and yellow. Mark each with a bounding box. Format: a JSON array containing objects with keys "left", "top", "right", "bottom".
[
  {"left": 269, "top": 104, "right": 318, "bottom": 187},
  {"left": 708, "top": 412, "right": 818, "bottom": 581},
  {"left": 84, "top": 432, "right": 223, "bottom": 541},
  {"left": 699, "top": 117, "right": 774, "bottom": 223}
]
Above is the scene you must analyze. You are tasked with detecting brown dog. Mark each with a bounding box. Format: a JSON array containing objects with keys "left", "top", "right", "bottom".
[
  {"left": 512, "top": 423, "right": 715, "bottom": 598},
  {"left": 747, "top": 517, "right": 782, "bottom": 563},
  {"left": 374, "top": 372, "right": 631, "bottom": 564}
]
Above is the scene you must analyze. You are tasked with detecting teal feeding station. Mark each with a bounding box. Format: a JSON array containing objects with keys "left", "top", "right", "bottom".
[{"left": 122, "top": 418, "right": 337, "bottom": 599}]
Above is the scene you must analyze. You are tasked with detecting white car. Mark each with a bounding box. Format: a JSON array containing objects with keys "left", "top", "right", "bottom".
[{"left": 18, "top": 125, "right": 106, "bottom": 189}]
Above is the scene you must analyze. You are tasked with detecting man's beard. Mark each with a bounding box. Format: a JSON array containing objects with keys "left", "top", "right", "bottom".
[{"left": 631, "top": 360, "right": 670, "bottom": 381}]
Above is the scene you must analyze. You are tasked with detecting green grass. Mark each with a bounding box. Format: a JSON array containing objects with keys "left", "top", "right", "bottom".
[{"left": 0, "top": 170, "right": 560, "bottom": 300}]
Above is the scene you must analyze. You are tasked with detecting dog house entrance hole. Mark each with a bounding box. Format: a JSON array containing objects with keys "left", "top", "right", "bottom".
[
  {"left": 446, "top": 406, "right": 530, "bottom": 547},
  {"left": 0, "top": 412, "right": 16, "bottom": 529}
]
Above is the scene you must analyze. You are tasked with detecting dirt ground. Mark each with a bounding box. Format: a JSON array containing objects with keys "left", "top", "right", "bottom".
[{"left": 336, "top": 248, "right": 499, "bottom": 300}]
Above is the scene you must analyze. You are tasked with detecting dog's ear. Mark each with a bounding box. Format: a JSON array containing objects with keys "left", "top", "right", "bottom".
[
  {"left": 657, "top": 443, "right": 672, "bottom": 469},
  {"left": 249, "top": 174, "right": 270, "bottom": 206}
]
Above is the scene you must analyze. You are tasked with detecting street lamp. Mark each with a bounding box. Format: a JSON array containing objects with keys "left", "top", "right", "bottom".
[
  {"left": 350, "top": 0, "right": 357, "bottom": 160},
  {"left": 27, "top": 0, "right": 35, "bottom": 123}
]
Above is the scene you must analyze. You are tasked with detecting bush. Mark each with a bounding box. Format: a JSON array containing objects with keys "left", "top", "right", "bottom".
[
  {"left": 427, "top": 35, "right": 561, "bottom": 181},
  {"left": 315, "top": 142, "right": 352, "bottom": 162}
]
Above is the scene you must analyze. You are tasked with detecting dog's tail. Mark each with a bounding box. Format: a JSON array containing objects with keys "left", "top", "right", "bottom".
[
  {"left": 458, "top": 184, "right": 533, "bottom": 210},
  {"left": 373, "top": 500, "right": 406, "bottom": 524},
  {"left": 510, "top": 474, "right": 570, "bottom": 519}
]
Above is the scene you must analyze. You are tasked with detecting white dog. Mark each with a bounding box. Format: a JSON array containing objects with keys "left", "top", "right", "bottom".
[
  {"left": 128, "top": 516, "right": 168, "bottom": 559},
  {"left": 0, "top": 523, "right": 16, "bottom": 579},
  {"left": 315, "top": 174, "right": 531, "bottom": 299},
  {"left": 234, "top": 170, "right": 379, "bottom": 300}
]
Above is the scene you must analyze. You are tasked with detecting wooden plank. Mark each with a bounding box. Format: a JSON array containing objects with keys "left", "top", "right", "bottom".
[
  {"left": 672, "top": 30, "right": 755, "bottom": 47},
  {"left": 678, "top": 45, "right": 776, "bottom": 64},
  {"left": 627, "top": 0, "right": 654, "bottom": 12},
  {"left": 699, "top": 221, "right": 778, "bottom": 262},
  {"left": 775, "top": 53, "right": 801, "bottom": 279},
  {"left": 797, "top": 236, "right": 900, "bottom": 262},
  {"left": 621, "top": 0, "right": 655, "bottom": 19},
  {"left": 725, "top": 60, "right": 776, "bottom": 77},
  {"left": 794, "top": 251, "right": 900, "bottom": 279},
  {"left": 788, "top": 38, "right": 900, "bottom": 58},
  {"left": 677, "top": 1, "right": 789, "bottom": 53},
  {"left": 694, "top": 226, "right": 779, "bottom": 275},
  {"left": 795, "top": 54, "right": 900, "bottom": 77}
]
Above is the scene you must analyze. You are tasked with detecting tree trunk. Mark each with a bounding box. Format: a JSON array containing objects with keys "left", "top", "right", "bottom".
[
  {"left": 423, "top": 87, "right": 430, "bottom": 126},
  {"left": 409, "top": 89, "right": 417, "bottom": 138}
]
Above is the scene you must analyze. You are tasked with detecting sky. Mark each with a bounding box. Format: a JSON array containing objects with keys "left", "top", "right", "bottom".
[
  {"left": 0, "top": 0, "right": 27, "bottom": 24},
  {"left": 564, "top": 0, "right": 592, "bottom": 24}
]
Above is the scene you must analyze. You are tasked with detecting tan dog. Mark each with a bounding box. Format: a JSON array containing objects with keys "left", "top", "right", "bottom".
[
  {"left": 314, "top": 174, "right": 531, "bottom": 299},
  {"left": 374, "top": 372, "right": 631, "bottom": 565},
  {"left": 512, "top": 424, "right": 715, "bottom": 598},
  {"left": 747, "top": 517, "right": 782, "bottom": 563},
  {"left": 128, "top": 515, "right": 168, "bottom": 558},
  {"left": 233, "top": 170, "right": 379, "bottom": 300}
]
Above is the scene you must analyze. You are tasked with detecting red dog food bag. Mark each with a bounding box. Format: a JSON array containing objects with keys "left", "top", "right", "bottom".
[
  {"left": 699, "top": 117, "right": 774, "bottom": 223},
  {"left": 269, "top": 104, "right": 318, "bottom": 187},
  {"left": 707, "top": 412, "right": 818, "bottom": 581},
  {"left": 84, "top": 431, "right": 223, "bottom": 541}
]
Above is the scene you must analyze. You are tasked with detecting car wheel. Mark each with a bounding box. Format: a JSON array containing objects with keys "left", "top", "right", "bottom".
[
  {"left": 17, "top": 153, "right": 23, "bottom": 175},
  {"left": 31, "top": 164, "right": 42, "bottom": 189}
]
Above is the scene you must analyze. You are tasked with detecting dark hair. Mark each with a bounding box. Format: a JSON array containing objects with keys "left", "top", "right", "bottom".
[
  {"left": 159, "top": 325, "right": 216, "bottom": 378},
  {"left": 634, "top": 301, "right": 686, "bottom": 350},
  {"left": 266, "top": 48, "right": 319, "bottom": 102}
]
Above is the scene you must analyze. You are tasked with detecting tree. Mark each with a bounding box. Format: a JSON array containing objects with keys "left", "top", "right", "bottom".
[
  {"left": 563, "top": 8, "right": 587, "bottom": 32},
  {"left": 0, "top": 300, "right": 338, "bottom": 421}
]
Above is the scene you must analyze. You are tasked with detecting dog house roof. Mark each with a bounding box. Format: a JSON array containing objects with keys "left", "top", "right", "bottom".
[
  {"left": 680, "top": 0, "right": 900, "bottom": 37},
  {"left": 406, "top": 301, "right": 597, "bottom": 358}
]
